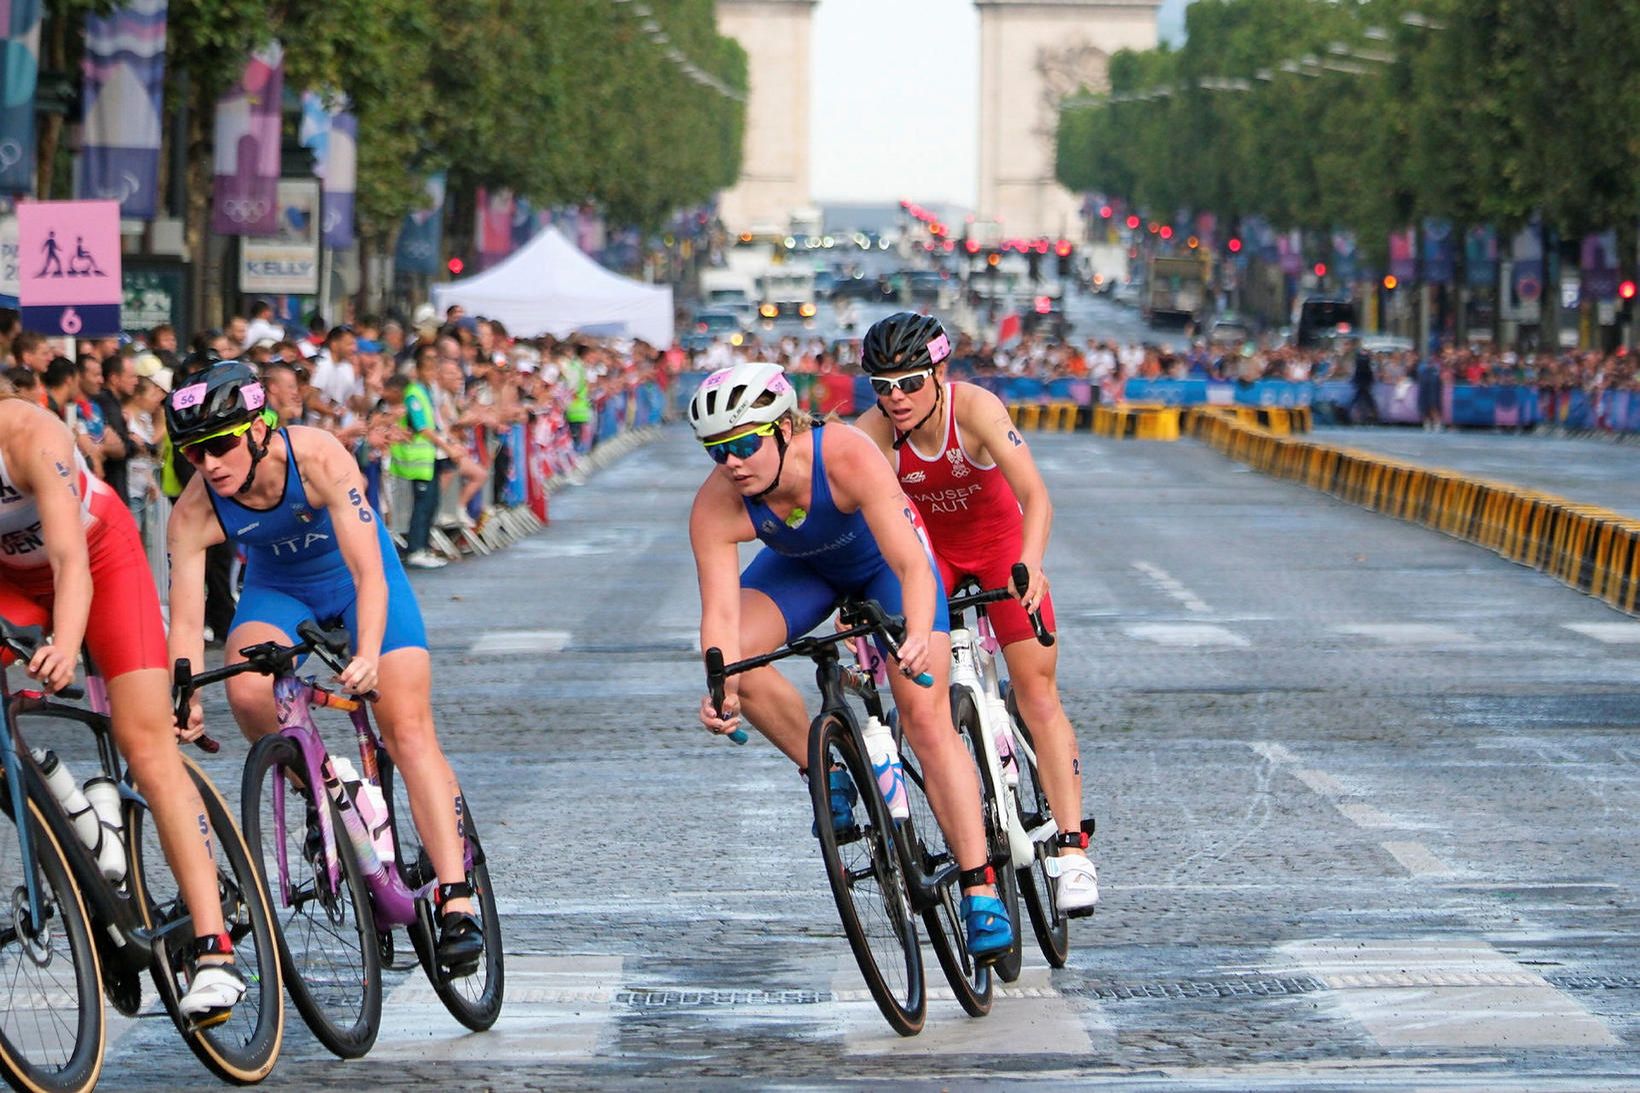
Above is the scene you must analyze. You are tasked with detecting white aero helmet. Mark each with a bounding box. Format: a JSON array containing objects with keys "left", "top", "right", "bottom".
[{"left": 688, "top": 361, "right": 797, "bottom": 440}]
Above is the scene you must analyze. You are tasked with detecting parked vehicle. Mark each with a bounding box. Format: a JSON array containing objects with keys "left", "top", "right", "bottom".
[{"left": 1141, "top": 255, "right": 1208, "bottom": 326}]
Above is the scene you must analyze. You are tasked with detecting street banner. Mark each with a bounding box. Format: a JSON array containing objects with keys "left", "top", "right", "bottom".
[
  {"left": 1388, "top": 228, "right": 1416, "bottom": 282},
  {"left": 0, "top": 0, "right": 42, "bottom": 194},
  {"left": 17, "top": 199, "right": 122, "bottom": 336},
  {"left": 211, "top": 42, "right": 284, "bottom": 236},
  {"left": 996, "top": 312, "right": 1021, "bottom": 345},
  {"left": 475, "top": 187, "right": 514, "bottom": 270},
  {"left": 394, "top": 172, "right": 444, "bottom": 276},
  {"left": 1465, "top": 226, "right": 1497, "bottom": 289},
  {"left": 1330, "top": 231, "right": 1359, "bottom": 284},
  {"left": 299, "top": 92, "right": 357, "bottom": 249},
  {"left": 1510, "top": 222, "right": 1543, "bottom": 307},
  {"left": 239, "top": 177, "right": 319, "bottom": 294},
  {"left": 511, "top": 197, "right": 541, "bottom": 251},
  {"left": 1421, "top": 219, "right": 1454, "bottom": 284},
  {"left": 1276, "top": 231, "right": 1303, "bottom": 276},
  {"left": 504, "top": 423, "right": 527, "bottom": 506},
  {"left": 78, "top": 0, "right": 167, "bottom": 219},
  {"left": 1580, "top": 230, "right": 1619, "bottom": 303}
]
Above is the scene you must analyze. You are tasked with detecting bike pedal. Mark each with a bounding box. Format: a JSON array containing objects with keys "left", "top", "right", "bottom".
[
  {"left": 439, "top": 958, "right": 481, "bottom": 979},
  {"left": 188, "top": 1006, "right": 234, "bottom": 1031},
  {"left": 1066, "top": 905, "right": 1096, "bottom": 919}
]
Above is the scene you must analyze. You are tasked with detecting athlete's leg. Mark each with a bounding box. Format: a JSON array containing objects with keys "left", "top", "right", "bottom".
[
  {"left": 218, "top": 584, "right": 313, "bottom": 738},
  {"left": 727, "top": 588, "right": 811, "bottom": 763},
  {"left": 886, "top": 637, "right": 993, "bottom": 896},
  {"left": 106, "top": 668, "right": 226, "bottom": 939},
  {"left": 370, "top": 646, "right": 475, "bottom": 916},
  {"left": 1000, "top": 636, "right": 1084, "bottom": 837}
]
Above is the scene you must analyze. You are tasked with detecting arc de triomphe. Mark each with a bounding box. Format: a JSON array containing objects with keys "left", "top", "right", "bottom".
[{"left": 714, "top": 0, "right": 1159, "bottom": 241}]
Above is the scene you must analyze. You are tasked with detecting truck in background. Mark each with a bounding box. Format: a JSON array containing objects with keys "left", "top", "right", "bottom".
[
  {"left": 1079, "top": 242, "right": 1129, "bottom": 295},
  {"left": 1141, "top": 254, "right": 1209, "bottom": 327}
]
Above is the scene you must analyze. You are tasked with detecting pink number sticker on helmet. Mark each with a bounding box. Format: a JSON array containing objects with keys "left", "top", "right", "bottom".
[
  {"left": 769, "top": 374, "right": 792, "bottom": 393},
  {"left": 172, "top": 383, "right": 208, "bottom": 410},
  {"left": 927, "top": 333, "right": 951, "bottom": 364},
  {"left": 701, "top": 369, "right": 731, "bottom": 389},
  {"left": 241, "top": 383, "right": 266, "bottom": 410}
]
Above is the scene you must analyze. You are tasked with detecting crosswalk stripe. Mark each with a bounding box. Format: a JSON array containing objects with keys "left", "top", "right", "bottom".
[
  {"left": 1123, "top": 623, "right": 1249, "bottom": 647},
  {"left": 1562, "top": 621, "right": 1640, "bottom": 643}
]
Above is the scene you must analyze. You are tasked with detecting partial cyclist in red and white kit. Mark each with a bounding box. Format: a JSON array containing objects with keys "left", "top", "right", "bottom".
[
  {"left": 0, "top": 391, "right": 247, "bottom": 1023},
  {"left": 854, "top": 313, "right": 1098, "bottom": 913}
]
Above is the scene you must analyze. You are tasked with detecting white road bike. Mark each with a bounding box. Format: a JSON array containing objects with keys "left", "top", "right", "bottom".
[{"left": 943, "top": 562, "right": 1093, "bottom": 972}]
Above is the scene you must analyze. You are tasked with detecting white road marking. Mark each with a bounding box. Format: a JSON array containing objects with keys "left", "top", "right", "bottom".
[
  {"left": 1334, "top": 802, "right": 1404, "bottom": 829},
  {"left": 1249, "top": 741, "right": 1299, "bottom": 765},
  {"left": 1290, "top": 768, "right": 1352, "bottom": 798},
  {"left": 1334, "top": 623, "right": 1475, "bottom": 645},
  {"left": 835, "top": 960, "right": 1107, "bottom": 1055},
  {"left": 373, "top": 954, "right": 621, "bottom": 1060},
  {"left": 1280, "top": 939, "right": 1618, "bottom": 1048},
  {"left": 1131, "top": 561, "right": 1212, "bottom": 613},
  {"left": 1381, "top": 840, "right": 1455, "bottom": 877},
  {"left": 1124, "top": 623, "right": 1249, "bottom": 647},
  {"left": 468, "top": 630, "right": 572, "bottom": 656},
  {"left": 1562, "top": 621, "right": 1640, "bottom": 644}
]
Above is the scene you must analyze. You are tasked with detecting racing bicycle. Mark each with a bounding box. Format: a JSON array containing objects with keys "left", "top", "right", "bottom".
[
  {"left": 0, "top": 617, "right": 284, "bottom": 1093},
  {"left": 705, "top": 599, "right": 993, "bottom": 1036},
  {"left": 173, "top": 620, "right": 504, "bottom": 1059},
  {"left": 945, "top": 562, "right": 1093, "bottom": 970}
]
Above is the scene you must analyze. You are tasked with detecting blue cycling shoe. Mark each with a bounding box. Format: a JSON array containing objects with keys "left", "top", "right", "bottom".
[
  {"left": 811, "top": 769, "right": 858, "bottom": 837},
  {"left": 962, "top": 893, "right": 1014, "bottom": 959}
]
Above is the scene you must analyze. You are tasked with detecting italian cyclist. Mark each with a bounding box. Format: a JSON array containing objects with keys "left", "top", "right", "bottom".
[{"left": 162, "top": 362, "right": 484, "bottom": 976}]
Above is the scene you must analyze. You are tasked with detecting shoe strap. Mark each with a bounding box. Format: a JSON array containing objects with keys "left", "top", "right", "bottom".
[
  {"left": 958, "top": 864, "right": 995, "bottom": 890},
  {"left": 435, "top": 880, "right": 474, "bottom": 908},
  {"left": 192, "top": 932, "right": 234, "bottom": 961}
]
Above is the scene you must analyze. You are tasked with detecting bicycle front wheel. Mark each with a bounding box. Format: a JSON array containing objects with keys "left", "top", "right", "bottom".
[
  {"left": 379, "top": 753, "right": 504, "bottom": 1032},
  {"left": 899, "top": 734, "right": 992, "bottom": 1019},
  {"left": 1007, "top": 689, "right": 1069, "bottom": 968},
  {"left": 953, "top": 688, "right": 1022, "bottom": 983},
  {"left": 241, "top": 735, "right": 381, "bottom": 1058},
  {"left": 127, "top": 754, "right": 284, "bottom": 1084},
  {"left": 0, "top": 792, "right": 103, "bottom": 1093},
  {"left": 809, "top": 713, "right": 924, "bottom": 1037}
]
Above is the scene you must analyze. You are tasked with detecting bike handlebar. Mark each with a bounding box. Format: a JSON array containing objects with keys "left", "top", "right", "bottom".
[
  {"left": 944, "top": 562, "right": 1054, "bottom": 648},
  {"left": 171, "top": 620, "right": 373, "bottom": 745},
  {"left": 703, "top": 599, "right": 932, "bottom": 746}
]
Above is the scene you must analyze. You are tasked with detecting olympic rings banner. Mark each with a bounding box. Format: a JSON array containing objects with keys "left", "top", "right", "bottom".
[
  {"left": 211, "top": 42, "right": 283, "bottom": 236},
  {"left": 0, "top": 0, "right": 42, "bottom": 195},
  {"left": 77, "top": 1, "right": 168, "bottom": 220}
]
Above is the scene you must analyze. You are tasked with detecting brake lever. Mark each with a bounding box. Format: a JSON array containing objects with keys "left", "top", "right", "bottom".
[
  {"left": 703, "top": 647, "right": 747, "bottom": 744},
  {"left": 1011, "top": 562, "right": 1055, "bottom": 647}
]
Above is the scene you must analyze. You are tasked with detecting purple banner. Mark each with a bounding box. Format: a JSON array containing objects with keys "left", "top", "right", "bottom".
[
  {"left": 1388, "top": 228, "right": 1416, "bottom": 282},
  {"left": 1511, "top": 222, "right": 1543, "bottom": 304},
  {"left": 1465, "top": 226, "right": 1497, "bottom": 289},
  {"left": 0, "top": 0, "right": 43, "bottom": 194},
  {"left": 78, "top": 1, "right": 167, "bottom": 219},
  {"left": 211, "top": 43, "right": 283, "bottom": 236},
  {"left": 1277, "top": 230, "right": 1303, "bottom": 276},
  {"left": 1580, "top": 230, "right": 1619, "bottom": 303},
  {"left": 394, "top": 172, "right": 444, "bottom": 276},
  {"left": 299, "top": 92, "right": 356, "bottom": 249}
]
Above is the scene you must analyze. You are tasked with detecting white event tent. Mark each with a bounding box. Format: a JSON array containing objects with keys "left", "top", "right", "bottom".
[{"left": 430, "top": 228, "right": 674, "bottom": 346}]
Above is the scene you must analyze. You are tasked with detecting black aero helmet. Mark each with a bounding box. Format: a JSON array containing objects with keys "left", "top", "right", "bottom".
[
  {"left": 861, "top": 311, "right": 952, "bottom": 375},
  {"left": 165, "top": 361, "right": 270, "bottom": 446}
]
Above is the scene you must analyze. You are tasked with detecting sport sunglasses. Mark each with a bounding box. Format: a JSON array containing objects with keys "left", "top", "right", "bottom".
[
  {"left": 870, "top": 370, "right": 933, "bottom": 397},
  {"left": 703, "top": 421, "right": 777, "bottom": 464},
  {"left": 180, "top": 419, "right": 257, "bottom": 464}
]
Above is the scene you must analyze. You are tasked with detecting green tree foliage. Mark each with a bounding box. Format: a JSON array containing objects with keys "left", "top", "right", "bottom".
[{"left": 1054, "top": 0, "right": 1640, "bottom": 258}]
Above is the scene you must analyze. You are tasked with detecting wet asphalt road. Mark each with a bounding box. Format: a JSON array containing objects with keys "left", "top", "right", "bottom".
[{"left": 97, "top": 425, "right": 1640, "bottom": 1090}]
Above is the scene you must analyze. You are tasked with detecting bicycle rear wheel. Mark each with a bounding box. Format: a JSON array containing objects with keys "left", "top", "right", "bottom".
[
  {"left": 953, "top": 688, "right": 1022, "bottom": 982},
  {"left": 127, "top": 754, "right": 284, "bottom": 1084},
  {"left": 379, "top": 752, "right": 504, "bottom": 1031},
  {"left": 1006, "top": 688, "right": 1069, "bottom": 968},
  {"left": 0, "top": 791, "right": 103, "bottom": 1093},
  {"left": 898, "top": 735, "right": 992, "bottom": 1019},
  {"left": 241, "top": 735, "right": 381, "bottom": 1058},
  {"left": 809, "top": 712, "right": 924, "bottom": 1037}
]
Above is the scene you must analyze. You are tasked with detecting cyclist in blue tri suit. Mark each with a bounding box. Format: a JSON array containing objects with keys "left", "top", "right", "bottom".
[
  {"left": 163, "top": 362, "right": 484, "bottom": 976},
  {"left": 688, "top": 361, "right": 1013, "bottom": 958}
]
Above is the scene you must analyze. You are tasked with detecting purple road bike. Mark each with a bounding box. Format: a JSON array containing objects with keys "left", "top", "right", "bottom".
[{"left": 174, "top": 620, "right": 503, "bottom": 1059}]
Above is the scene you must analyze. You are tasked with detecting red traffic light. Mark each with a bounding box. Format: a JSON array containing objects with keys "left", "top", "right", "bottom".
[
  {"left": 1126, "top": 215, "right": 1140, "bottom": 230},
  {"left": 1227, "top": 237, "right": 1242, "bottom": 254},
  {"left": 447, "top": 257, "right": 465, "bottom": 275},
  {"left": 964, "top": 239, "right": 979, "bottom": 254},
  {"left": 1034, "top": 239, "right": 1050, "bottom": 254},
  {"left": 1054, "top": 240, "right": 1072, "bottom": 257},
  {"left": 1313, "top": 262, "right": 1327, "bottom": 278},
  {"left": 1622, "top": 280, "right": 1637, "bottom": 301},
  {"left": 1033, "top": 295, "right": 1052, "bottom": 314},
  {"left": 1098, "top": 205, "right": 1113, "bottom": 219},
  {"left": 1158, "top": 226, "right": 1173, "bottom": 240}
]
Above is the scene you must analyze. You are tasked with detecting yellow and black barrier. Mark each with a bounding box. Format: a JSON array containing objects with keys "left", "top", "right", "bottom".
[
  {"left": 1006, "top": 401, "right": 1083, "bottom": 432},
  {"left": 1184, "top": 407, "right": 1640, "bottom": 615},
  {"left": 1089, "top": 401, "right": 1183, "bottom": 441}
]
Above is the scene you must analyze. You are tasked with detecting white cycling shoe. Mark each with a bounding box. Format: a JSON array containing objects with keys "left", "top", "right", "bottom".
[
  {"left": 1048, "top": 850, "right": 1099, "bottom": 914},
  {"left": 179, "top": 962, "right": 247, "bottom": 1028}
]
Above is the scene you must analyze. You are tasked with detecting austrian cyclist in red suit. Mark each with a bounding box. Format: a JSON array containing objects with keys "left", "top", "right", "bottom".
[
  {"left": 854, "top": 313, "right": 1098, "bottom": 914},
  {"left": 0, "top": 391, "right": 247, "bottom": 1023}
]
